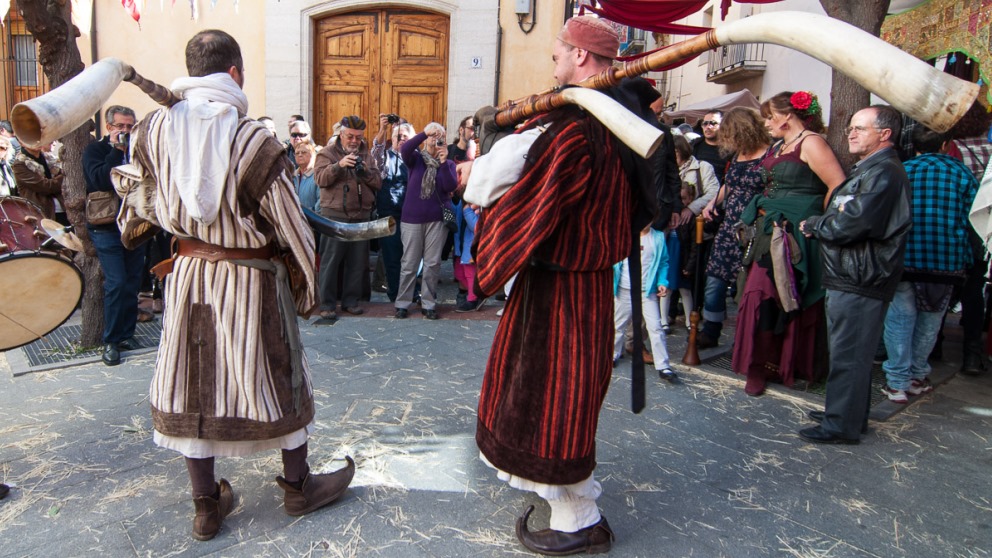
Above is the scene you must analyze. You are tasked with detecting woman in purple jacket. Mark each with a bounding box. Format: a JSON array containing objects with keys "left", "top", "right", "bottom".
[{"left": 394, "top": 122, "right": 459, "bottom": 320}]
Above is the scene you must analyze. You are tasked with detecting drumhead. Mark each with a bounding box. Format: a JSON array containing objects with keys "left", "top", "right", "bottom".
[{"left": 0, "top": 252, "right": 84, "bottom": 351}]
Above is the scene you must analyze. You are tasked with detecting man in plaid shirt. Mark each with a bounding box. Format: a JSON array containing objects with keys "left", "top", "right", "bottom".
[{"left": 880, "top": 125, "right": 979, "bottom": 404}]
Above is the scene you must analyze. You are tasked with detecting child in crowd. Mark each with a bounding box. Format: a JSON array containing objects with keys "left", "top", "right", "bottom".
[
  {"left": 661, "top": 186, "right": 701, "bottom": 332},
  {"left": 453, "top": 198, "right": 484, "bottom": 312},
  {"left": 613, "top": 224, "right": 677, "bottom": 382}
]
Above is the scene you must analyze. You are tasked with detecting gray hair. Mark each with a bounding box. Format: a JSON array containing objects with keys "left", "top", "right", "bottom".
[
  {"left": 869, "top": 105, "right": 902, "bottom": 140},
  {"left": 105, "top": 105, "right": 136, "bottom": 122},
  {"left": 290, "top": 120, "right": 312, "bottom": 135}
]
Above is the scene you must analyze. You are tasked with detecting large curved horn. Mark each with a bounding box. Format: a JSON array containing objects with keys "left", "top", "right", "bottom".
[
  {"left": 302, "top": 208, "right": 397, "bottom": 241},
  {"left": 560, "top": 88, "right": 663, "bottom": 158},
  {"left": 497, "top": 11, "right": 978, "bottom": 133},
  {"left": 713, "top": 11, "right": 975, "bottom": 133},
  {"left": 11, "top": 58, "right": 179, "bottom": 148}
]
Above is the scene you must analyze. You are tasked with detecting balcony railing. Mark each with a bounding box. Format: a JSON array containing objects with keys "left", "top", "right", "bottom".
[{"left": 706, "top": 43, "right": 766, "bottom": 84}]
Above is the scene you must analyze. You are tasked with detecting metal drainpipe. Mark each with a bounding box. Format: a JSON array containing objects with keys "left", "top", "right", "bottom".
[
  {"left": 493, "top": 22, "right": 502, "bottom": 105},
  {"left": 90, "top": 0, "right": 100, "bottom": 132}
]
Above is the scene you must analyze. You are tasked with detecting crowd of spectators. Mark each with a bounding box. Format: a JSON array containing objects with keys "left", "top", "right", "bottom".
[{"left": 650, "top": 92, "right": 990, "bottom": 444}]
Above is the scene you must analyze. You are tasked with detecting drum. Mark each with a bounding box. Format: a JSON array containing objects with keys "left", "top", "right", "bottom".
[{"left": 0, "top": 196, "right": 83, "bottom": 351}]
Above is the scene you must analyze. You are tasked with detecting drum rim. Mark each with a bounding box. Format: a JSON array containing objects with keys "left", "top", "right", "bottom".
[
  {"left": 0, "top": 251, "right": 85, "bottom": 352},
  {"left": 0, "top": 195, "right": 45, "bottom": 212}
]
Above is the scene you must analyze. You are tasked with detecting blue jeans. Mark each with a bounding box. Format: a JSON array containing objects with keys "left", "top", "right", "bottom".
[
  {"left": 378, "top": 224, "right": 403, "bottom": 302},
  {"left": 89, "top": 227, "right": 145, "bottom": 344},
  {"left": 701, "top": 275, "right": 728, "bottom": 338},
  {"left": 882, "top": 282, "right": 945, "bottom": 390}
]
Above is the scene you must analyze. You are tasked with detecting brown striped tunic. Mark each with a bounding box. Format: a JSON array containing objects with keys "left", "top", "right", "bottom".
[
  {"left": 117, "top": 108, "right": 317, "bottom": 451},
  {"left": 475, "top": 106, "right": 631, "bottom": 485}
]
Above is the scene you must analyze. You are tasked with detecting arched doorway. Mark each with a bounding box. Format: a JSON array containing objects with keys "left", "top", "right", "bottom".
[{"left": 314, "top": 9, "right": 449, "bottom": 143}]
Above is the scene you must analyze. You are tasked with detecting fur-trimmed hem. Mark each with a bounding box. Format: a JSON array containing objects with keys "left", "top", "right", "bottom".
[
  {"left": 151, "top": 401, "right": 315, "bottom": 442},
  {"left": 476, "top": 419, "right": 596, "bottom": 485}
]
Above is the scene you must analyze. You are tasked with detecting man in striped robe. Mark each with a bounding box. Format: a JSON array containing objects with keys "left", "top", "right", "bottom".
[
  {"left": 465, "top": 17, "right": 636, "bottom": 556},
  {"left": 114, "top": 30, "right": 354, "bottom": 542}
]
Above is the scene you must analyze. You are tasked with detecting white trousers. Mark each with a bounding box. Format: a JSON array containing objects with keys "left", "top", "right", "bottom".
[
  {"left": 614, "top": 286, "right": 671, "bottom": 370},
  {"left": 659, "top": 287, "right": 694, "bottom": 328},
  {"left": 481, "top": 452, "right": 602, "bottom": 532}
]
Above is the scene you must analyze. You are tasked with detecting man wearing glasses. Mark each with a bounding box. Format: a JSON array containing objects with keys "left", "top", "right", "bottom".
[
  {"left": 313, "top": 115, "right": 381, "bottom": 321},
  {"left": 83, "top": 105, "right": 145, "bottom": 366},
  {"left": 797, "top": 105, "right": 912, "bottom": 445},
  {"left": 693, "top": 110, "right": 728, "bottom": 185}
]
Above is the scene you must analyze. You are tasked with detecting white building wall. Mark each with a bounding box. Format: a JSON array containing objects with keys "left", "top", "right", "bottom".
[
  {"left": 263, "top": 0, "right": 498, "bottom": 135},
  {"left": 660, "top": 0, "right": 834, "bottom": 124}
]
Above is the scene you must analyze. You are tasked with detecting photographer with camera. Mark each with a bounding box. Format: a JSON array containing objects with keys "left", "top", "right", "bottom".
[
  {"left": 371, "top": 113, "right": 414, "bottom": 302},
  {"left": 82, "top": 105, "right": 147, "bottom": 366},
  {"left": 393, "top": 122, "right": 458, "bottom": 320},
  {"left": 313, "top": 115, "right": 381, "bottom": 322}
]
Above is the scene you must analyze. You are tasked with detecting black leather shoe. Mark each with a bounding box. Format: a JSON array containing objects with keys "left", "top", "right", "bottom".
[
  {"left": 117, "top": 337, "right": 139, "bottom": 351},
  {"left": 807, "top": 411, "right": 868, "bottom": 433},
  {"left": 799, "top": 426, "right": 859, "bottom": 445},
  {"left": 695, "top": 332, "right": 718, "bottom": 349},
  {"left": 102, "top": 343, "right": 121, "bottom": 366},
  {"left": 422, "top": 309, "right": 439, "bottom": 320},
  {"left": 0, "top": 483, "right": 9, "bottom": 499},
  {"left": 516, "top": 505, "right": 614, "bottom": 556},
  {"left": 394, "top": 308, "right": 409, "bottom": 319},
  {"left": 961, "top": 353, "right": 986, "bottom": 376}
]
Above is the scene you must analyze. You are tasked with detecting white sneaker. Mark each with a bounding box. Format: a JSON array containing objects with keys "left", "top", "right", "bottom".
[
  {"left": 496, "top": 307, "right": 504, "bottom": 317},
  {"left": 881, "top": 385, "right": 909, "bottom": 404},
  {"left": 907, "top": 378, "right": 933, "bottom": 396}
]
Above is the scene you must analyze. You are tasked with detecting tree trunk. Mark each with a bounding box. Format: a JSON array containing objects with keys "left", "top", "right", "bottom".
[
  {"left": 820, "top": 0, "right": 891, "bottom": 168},
  {"left": 18, "top": 0, "right": 104, "bottom": 347}
]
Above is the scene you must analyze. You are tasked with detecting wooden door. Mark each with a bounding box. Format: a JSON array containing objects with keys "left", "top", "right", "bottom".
[{"left": 315, "top": 9, "right": 448, "bottom": 144}]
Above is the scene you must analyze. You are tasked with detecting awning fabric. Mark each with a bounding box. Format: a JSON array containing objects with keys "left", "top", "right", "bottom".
[
  {"left": 580, "top": 0, "right": 784, "bottom": 36},
  {"left": 661, "top": 89, "right": 761, "bottom": 124}
]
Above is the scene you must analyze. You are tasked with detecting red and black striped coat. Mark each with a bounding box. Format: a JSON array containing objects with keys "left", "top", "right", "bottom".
[{"left": 475, "top": 106, "right": 631, "bottom": 484}]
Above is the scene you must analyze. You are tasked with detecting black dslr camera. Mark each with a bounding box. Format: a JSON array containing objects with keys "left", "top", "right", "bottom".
[
  {"left": 115, "top": 132, "right": 130, "bottom": 149},
  {"left": 385, "top": 113, "right": 400, "bottom": 124},
  {"left": 353, "top": 155, "right": 366, "bottom": 174}
]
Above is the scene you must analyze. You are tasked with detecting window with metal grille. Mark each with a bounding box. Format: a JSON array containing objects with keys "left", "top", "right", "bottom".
[{"left": 11, "top": 34, "right": 38, "bottom": 87}]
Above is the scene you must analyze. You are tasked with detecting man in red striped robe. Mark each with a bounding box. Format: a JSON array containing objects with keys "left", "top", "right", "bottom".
[{"left": 464, "top": 16, "right": 635, "bottom": 556}]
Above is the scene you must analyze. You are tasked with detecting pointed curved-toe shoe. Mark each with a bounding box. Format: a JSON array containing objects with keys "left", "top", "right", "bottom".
[{"left": 515, "top": 504, "right": 615, "bottom": 556}]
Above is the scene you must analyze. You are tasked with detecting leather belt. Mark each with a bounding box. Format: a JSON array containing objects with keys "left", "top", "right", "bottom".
[{"left": 176, "top": 238, "right": 275, "bottom": 263}]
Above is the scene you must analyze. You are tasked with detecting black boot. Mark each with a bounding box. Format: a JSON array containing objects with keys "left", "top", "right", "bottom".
[{"left": 961, "top": 350, "right": 986, "bottom": 376}]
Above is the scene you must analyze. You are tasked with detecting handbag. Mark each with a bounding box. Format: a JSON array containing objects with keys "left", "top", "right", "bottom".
[
  {"left": 440, "top": 203, "right": 457, "bottom": 232},
  {"left": 434, "top": 188, "right": 457, "bottom": 232},
  {"left": 85, "top": 190, "right": 120, "bottom": 225}
]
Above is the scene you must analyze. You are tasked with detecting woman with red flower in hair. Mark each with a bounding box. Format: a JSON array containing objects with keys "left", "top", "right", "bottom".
[{"left": 732, "top": 91, "right": 846, "bottom": 396}]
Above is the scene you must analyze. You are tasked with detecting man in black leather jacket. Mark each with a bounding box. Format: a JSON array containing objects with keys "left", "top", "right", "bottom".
[{"left": 797, "top": 105, "right": 912, "bottom": 444}]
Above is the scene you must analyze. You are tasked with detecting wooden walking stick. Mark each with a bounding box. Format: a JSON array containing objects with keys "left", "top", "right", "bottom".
[{"left": 682, "top": 214, "right": 706, "bottom": 365}]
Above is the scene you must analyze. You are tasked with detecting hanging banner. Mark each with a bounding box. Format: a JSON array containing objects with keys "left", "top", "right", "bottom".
[{"left": 882, "top": 0, "right": 991, "bottom": 101}]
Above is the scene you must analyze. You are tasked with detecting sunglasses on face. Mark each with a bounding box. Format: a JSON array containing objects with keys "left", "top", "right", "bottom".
[
  {"left": 290, "top": 133, "right": 309, "bottom": 138},
  {"left": 701, "top": 121, "right": 720, "bottom": 127}
]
